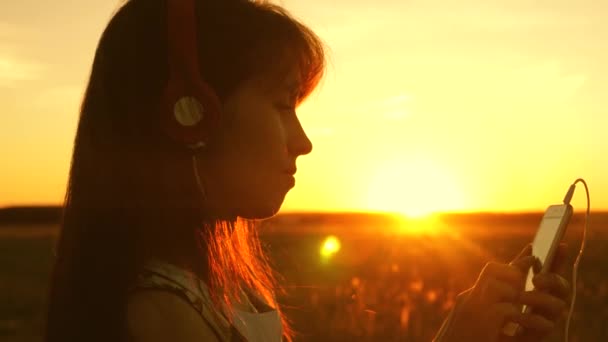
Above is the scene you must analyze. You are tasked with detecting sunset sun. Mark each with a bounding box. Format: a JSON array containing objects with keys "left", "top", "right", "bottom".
[{"left": 366, "top": 157, "right": 467, "bottom": 218}]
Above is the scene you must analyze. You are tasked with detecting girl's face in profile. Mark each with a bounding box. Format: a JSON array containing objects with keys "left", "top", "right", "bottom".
[{"left": 196, "top": 67, "right": 313, "bottom": 219}]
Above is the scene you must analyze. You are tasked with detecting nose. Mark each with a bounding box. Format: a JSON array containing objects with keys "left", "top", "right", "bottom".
[{"left": 287, "top": 117, "right": 313, "bottom": 157}]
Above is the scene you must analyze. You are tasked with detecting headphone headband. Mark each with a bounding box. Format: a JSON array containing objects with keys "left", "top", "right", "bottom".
[
  {"left": 166, "top": 0, "right": 199, "bottom": 82},
  {"left": 161, "top": 0, "right": 221, "bottom": 149}
]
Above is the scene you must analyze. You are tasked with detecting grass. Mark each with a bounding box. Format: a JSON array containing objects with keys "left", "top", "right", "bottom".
[{"left": 0, "top": 212, "right": 606, "bottom": 341}]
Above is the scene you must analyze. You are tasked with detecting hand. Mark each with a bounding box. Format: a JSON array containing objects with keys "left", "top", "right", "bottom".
[
  {"left": 440, "top": 244, "right": 570, "bottom": 342},
  {"left": 500, "top": 243, "right": 571, "bottom": 342}
]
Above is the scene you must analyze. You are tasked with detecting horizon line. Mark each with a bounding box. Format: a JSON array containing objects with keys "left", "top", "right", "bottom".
[{"left": 0, "top": 204, "right": 601, "bottom": 215}]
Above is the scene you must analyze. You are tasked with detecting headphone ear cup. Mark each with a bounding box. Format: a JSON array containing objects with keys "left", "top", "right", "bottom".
[{"left": 161, "top": 74, "right": 221, "bottom": 149}]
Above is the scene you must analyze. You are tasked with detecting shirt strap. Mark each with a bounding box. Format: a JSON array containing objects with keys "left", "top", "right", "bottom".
[{"left": 130, "top": 264, "right": 246, "bottom": 341}]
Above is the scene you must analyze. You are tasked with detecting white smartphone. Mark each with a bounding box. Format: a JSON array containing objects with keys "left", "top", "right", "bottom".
[{"left": 502, "top": 203, "right": 573, "bottom": 336}]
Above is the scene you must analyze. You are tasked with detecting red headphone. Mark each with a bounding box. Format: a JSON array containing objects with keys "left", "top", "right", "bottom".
[{"left": 160, "top": 0, "right": 221, "bottom": 149}]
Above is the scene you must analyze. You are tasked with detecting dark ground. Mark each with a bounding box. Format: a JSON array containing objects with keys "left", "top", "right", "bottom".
[{"left": 0, "top": 208, "right": 606, "bottom": 341}]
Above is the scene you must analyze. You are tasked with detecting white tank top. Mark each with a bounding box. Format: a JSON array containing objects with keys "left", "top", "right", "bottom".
[{"left": 131, "top": 259, "right": 283, "bottom": 342}]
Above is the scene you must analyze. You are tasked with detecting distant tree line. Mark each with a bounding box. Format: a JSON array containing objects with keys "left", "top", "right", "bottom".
[{"left": 0, "top": 206, "right": 62, "bottom": 225}]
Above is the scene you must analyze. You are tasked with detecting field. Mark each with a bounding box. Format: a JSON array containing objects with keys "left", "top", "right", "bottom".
[{"left": 0, "top": 211, "right": 606, "bottom": 341}]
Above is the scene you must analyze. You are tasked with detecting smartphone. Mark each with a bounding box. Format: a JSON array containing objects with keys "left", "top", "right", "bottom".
[{"left": 502, "top": 203, "right": 573, "bottom": 336}]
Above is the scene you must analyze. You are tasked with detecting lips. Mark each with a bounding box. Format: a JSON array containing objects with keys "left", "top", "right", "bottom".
[
  {"left": 285, "top": 173, "right": 296, "bottom": 188},
  {"left": 284, "top": 167, "right": 297, "bottom": 176}
]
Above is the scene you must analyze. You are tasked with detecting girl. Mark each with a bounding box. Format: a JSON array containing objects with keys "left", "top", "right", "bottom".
[{"left": 44, "top": 0, "right": 570, "bottom": 341}]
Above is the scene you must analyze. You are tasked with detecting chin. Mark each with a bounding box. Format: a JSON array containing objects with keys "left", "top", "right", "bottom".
[{"left": 238, "top": 201, "right": 284, "bottom": 220}]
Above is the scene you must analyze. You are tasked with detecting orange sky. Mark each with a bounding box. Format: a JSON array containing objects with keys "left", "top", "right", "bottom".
[{"left": 0, "top": 0, "right": 606, "bottom": 216}]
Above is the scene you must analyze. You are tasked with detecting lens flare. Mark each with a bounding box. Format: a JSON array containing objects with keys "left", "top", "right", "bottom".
[{"left": 320, "top": 235, "right": 341, "bottom": 260}]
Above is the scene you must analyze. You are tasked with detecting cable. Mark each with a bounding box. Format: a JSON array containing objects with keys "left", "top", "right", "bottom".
[
  {"left": 562, "top": 178, "right": 590, "bottom": 342},
  {"left": 192, "top": 154, "right": 207, "bottom": 201}
]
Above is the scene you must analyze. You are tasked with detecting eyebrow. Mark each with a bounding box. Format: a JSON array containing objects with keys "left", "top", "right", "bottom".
[{"left": 284, "top": 82, "right": 300, "bottom": 96}]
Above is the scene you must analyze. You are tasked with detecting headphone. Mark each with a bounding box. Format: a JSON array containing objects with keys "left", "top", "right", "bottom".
[
  {"left": 160, "top": 0, "right": 219, "bottom": 199},
  {"left": 160, "top": 0, "right": 221, "bottom": 150}
]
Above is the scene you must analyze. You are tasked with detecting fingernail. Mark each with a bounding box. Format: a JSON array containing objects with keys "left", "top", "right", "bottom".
[{"left": 558, "top": 275, "right": 570, "bottom": 292}]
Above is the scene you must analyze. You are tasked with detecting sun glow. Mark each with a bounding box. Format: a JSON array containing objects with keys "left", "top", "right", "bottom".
[
  {"left": 366, "top": 157, "right": 467, "bottom": 219},
  {"left": 393, "top": 213, "right": 444, "bottom": 236}
]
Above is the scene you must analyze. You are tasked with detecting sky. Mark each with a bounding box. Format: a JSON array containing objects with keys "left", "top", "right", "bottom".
[{"left": 0, "top": 0, "right": 606, "bottom": 216}]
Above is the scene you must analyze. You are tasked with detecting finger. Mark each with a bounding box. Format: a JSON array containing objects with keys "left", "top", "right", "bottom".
[
  {"left": 533, "top": 273, "right": 571, "bottom": 301},
  {"left": 489, "top": 302, "right": 522, "bottom": 332},
  {"left": 509, "top": 254, "right": 536, "bottom": 272},
  {"left": 532, "top": 257, "right": 542, "bottom": 275},
  {"left": 518, "top": 290, "right": 567, "bottom": 320},
  {"left": 482, "top": 261, "right": 531, "bottom": 290},
  {"left": 512, "top": 312, "right": 555, "bottom": 336},
  {"left": 482, "top": 278, "right": 520, "bottom": 304}
]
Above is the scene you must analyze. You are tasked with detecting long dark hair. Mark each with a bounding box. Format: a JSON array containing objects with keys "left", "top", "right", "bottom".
[{"left": 44, "top": 0, "right": 326, "bottom": 341}]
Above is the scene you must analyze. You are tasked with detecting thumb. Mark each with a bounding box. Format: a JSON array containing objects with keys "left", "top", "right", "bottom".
[
  {"left": 509, "top": 255, "right": 536, "bottom": 275},
  {"left": 509, "top": 255, "right": 537, "bottom": 293}
]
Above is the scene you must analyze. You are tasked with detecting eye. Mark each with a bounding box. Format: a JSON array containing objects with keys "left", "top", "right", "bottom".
[
  {"left": 281, "top": 103, "right": 296, "bottom": 111},
  {"left": 275, "top": 90, "right": 298, "bottom": 115},
  {"left": 276, "top": 102, "right": 296, "bottom": 115}
]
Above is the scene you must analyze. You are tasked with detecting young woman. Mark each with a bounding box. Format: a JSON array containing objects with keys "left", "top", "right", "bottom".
[{"left": 44, "top": 0, "right": 570, "bottom": 341}]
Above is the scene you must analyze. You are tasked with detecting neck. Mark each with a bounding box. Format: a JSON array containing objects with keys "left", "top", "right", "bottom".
[{"left": 139, "top": 212, "right": 211, "bottom": 283}]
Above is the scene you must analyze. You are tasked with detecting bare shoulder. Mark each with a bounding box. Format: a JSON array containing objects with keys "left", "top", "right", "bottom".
[{"left": 126, "top": 290, "right": 221, "bottom": 342}]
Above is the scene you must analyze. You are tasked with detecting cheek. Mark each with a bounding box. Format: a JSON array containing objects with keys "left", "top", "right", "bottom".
[
  {"left": 216, "top": 116, "right": 284, "bottom": 192},
  {"left": 235, "top": 112, "right": 286, "bottom": 167}
]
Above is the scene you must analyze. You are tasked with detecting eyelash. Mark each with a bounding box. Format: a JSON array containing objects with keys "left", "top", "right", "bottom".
[{"left": 278, "top": 103, "right": 296, "bottom": 115}]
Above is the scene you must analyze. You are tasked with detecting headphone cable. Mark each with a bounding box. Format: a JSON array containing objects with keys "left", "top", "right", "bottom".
[{"left": 562, "top": 178, "right": 590, "bottom": 342}]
